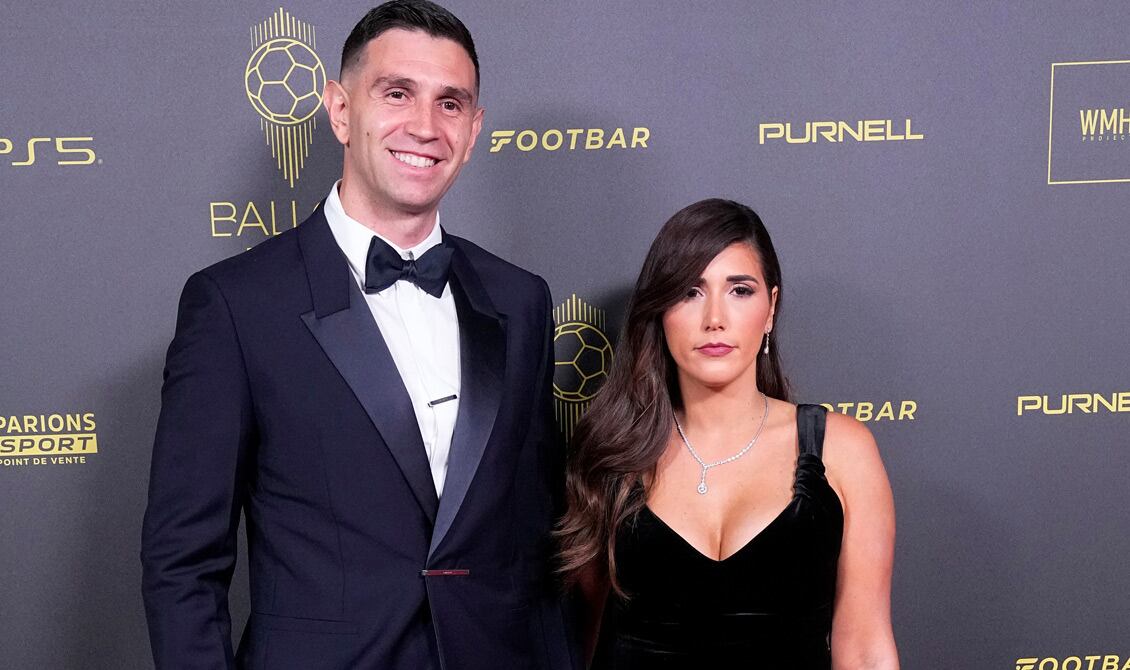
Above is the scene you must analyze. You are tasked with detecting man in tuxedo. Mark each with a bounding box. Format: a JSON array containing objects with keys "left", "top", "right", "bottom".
[{"left": 141, "top": 2, "right": 576, "bottom": 668}]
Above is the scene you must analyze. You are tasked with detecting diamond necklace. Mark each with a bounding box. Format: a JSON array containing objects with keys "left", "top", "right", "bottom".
[{"left": 673, "top": 391, "right": 769, "bottom": 495}]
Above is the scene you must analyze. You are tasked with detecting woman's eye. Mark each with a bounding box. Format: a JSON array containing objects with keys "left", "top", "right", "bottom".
[{"left": 732, "top": 285, "right": 755, "bottom": 297}]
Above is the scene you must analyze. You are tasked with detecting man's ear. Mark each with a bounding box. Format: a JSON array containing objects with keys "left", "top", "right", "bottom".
[{"left": 323, "top": 79, "right": 350, "bottom": 146}]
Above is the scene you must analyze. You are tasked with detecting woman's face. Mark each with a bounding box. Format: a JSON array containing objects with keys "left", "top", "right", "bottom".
[{"left": 661, "top": 242, "right": 777, "bottom": 393}]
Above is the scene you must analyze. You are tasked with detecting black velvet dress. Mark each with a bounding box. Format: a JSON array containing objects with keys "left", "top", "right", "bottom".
[{"left": 592, "top": 405, "right": 843, "bottom": 669}]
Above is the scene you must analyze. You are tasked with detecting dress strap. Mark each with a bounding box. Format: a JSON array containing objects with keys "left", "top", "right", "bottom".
[{"left": 795, "top": 404, "right": 827, "bottom": 458}]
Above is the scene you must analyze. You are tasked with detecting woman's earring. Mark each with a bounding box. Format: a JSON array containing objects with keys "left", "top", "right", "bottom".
[{"left": 763, "top": 332, "right": 770, "bottom": 355}]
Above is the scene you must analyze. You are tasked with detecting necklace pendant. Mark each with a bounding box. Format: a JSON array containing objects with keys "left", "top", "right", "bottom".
[{"left": 697, "top": 482, "right": 708, "bottom": 495}]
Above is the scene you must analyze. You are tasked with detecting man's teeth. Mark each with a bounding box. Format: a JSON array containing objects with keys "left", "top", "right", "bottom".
[{"left": 392, "top": 151, "right": 436, "bottom": 168}]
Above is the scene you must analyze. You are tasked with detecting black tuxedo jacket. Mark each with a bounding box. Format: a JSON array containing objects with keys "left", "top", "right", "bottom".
[{"left": 141, "top": 207, "right": 576, "bottom": 669}]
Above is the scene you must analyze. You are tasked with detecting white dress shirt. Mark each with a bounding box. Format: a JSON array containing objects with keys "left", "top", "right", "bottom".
[{"left": 323, "top": 182, "right": 461, "bottom": 497}]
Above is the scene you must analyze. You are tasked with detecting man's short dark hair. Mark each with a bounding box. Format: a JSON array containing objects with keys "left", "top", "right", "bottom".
[{"left": 340, "top": 0, "right": 479, "bottom": 91}]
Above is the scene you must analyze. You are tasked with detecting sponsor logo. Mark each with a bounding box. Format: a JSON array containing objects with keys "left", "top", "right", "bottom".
[
  {"left": 819, "top": 401, "right": 917, "bottom": 422},
  {"left": 244, "top": 8, "right": 325, "bottom": 187},
  {"left": 209, "top": 199, "right": 310, "bottom": 238},
  {"left": 1016, "top": 655, "right": 1130, "bottom": 670},
  {"left": 0, "top": 412, "right": 98, "bottom": 467},
  {"left": 1047, "top": 59, "right": 1130, "bottom": 184},
  {"left": 758, "top": 119, "right": 923, "bottom": 144},
  {"left": 1078, "top": 107, "right": 1130, "bottom": 141},
  {"left": 489, "top": 127, "right": 650, "bottom": 153},
  {"left": 0, "top": 136, "right": 97, "bottom": 166},
  {"left": 212, "top": 9, "right": 324, "bottom": 242},
  {"left": 1017, "top": 392, "right": 1130, "bottom": 416},
  {"left": 552, "top": 295, "right": 613, "bottom": 440}
]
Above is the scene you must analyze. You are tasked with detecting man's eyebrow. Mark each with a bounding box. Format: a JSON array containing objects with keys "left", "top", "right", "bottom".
[
  {"left": 372, "top": 75, "right": 417, "bottom": 89},
  {"left": 439, "top": 85, "right": 474, "bottom": 105}
]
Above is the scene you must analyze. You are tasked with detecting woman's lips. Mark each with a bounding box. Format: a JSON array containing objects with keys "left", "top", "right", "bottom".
[{"left": 696, "top": 344, "right": 735, "bottom": 356}]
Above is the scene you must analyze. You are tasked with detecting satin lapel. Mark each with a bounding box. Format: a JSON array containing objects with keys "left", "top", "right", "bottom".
[
  {"left": 297, "top": 211, "right": 438, "bottom": 523},
  {"left": 429, "top": 243, "right": 507, "bottom": 557}
]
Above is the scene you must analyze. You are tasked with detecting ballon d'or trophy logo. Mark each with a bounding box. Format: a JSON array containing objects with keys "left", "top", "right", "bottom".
[
  {"left": 245, "top": 8, "right": 326, "bottom": 187},
  {"left": 553, "top": 295, "right": 613, "bottom": 441}
]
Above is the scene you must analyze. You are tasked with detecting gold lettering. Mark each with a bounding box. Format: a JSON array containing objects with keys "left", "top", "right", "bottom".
[
  {"left": 836, "top": 402, "right": 853, "bottom": 414},
  {"left": 1039, "top": 659, "right": 1059, "bottom": 670},
  {"left": 55, "top": 137, "right": 96, "bottom": 165},
  {"left": 886, "top": 119, "right": 904, "bottom": 140},
  {"left": 785, "top": 122, "right": 812, "bottom": 144},
  {"left": 0, "top": 138, "right": 11, "bottom": 154},
  {"left": 1118, "top": 392, "right": 1130, "bottom": 412},
  {"left": 606, "top": 127, "right": 627, "bottom": 149},
  {"left": 1067, "top": 393, "right": 1093, "bottom": 413},
  {"left": 13, "top": 137, "right": 51, "bottom": 166},
  {"left": 47, "top": 414, "right": 64, "bottom": 432},
  {"left": 1094, "top": 393, "right": 1117, "bottom": 412},
  {"left": 863, "top": 120, "right": 884, "bottom": 141},
  {"left": 1063, "top": 658, "right": 1082, "bottom": 670},
  {"left": 856, "top": 402, "right": 874, "bottom": 422},
  {"left": 210, "top": 202, "right": 237, "bottom": 237},
  {"left": 839, "top": 121, "right": 863, "bottom": 142},
  {"left": 1100, "top": 109, "right": 1118, "bottom": 135},
  {"left": 814, "top": 121, "right": 837, "bottom": 142},
  {"left": 898, "top": 400, "right": 917, "bottom": 420},
  {"left": 1043, "top": 394, "right": 1067, "bottom": 415},
  {"left": 876, "top": 402, "right": 895, "bottom": 420},
  {"left": 237, "top": 202, "right": 271, "bottom": 237},
  {"left": 585, "top": 128, "right": 605, "bottom": 150},
  {"left": 631, "top": 127, "right": 650, "bottom": 148},
  {"left": 759, "top": 123, "right": 784, "bottom": 144},
  {"left": 1081, "top": 109, "right": 1101, "bottom": 136},
  {"left": 488, "top": 130, "right": 515, "bottom": 153},
  {"left": 542, "top": 129, "right": 563, "bottom": 151},
  {"left": 516, "top": 130, "right": 538, "bottom": 152},
  {"left": 905, "top": 118, "right": 924, "bottom": 140},
  {"left": 566, "top": 128, "right": 585, "bottom": 150},
  {"left": 82, "top": 412, "right": 96, "bottom": 431},
  {"left": 271, "top": 200, "right": 297, "bottom": 235},
  {"left": 1017, "top": 396, "right": 1041, "bottom": 415},
  {"left": 1101, "top": 655, "right": 1119, "bottom": 670}
]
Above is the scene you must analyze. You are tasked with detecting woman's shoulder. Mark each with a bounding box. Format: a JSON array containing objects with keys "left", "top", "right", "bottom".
[{"left": 817, "top": 409, "right": 887, "bottom": 496}]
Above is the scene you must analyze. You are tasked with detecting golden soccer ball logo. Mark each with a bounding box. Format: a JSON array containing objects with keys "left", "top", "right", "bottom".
[
  {"left": 244, "top": 38, "right": 326, "bottom": 125},
  {"left": 552, "top": 295, "right": 612, "bottom": 440},
  {"left": 553, "top": 322, "right": 612, "bottom": 403}
]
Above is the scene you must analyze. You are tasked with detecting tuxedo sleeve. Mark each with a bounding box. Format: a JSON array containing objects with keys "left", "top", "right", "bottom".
[
  {"left": 530, "top": 279, "right": 583, "bottom": 670},
  {"left": 535, "top": 279, "right": 566, "bottom": 521},
  {"left": 141, "top": 271, "right": 255, "bottom": 670}
]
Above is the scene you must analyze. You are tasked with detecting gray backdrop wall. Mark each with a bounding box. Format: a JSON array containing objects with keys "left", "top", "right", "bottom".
[{"left": 2, "top": 2, "right": 1128, "bottom": 668}]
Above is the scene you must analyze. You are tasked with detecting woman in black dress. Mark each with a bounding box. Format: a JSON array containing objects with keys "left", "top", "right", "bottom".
[{"left": 558, "top": 199, "right": 898, "bottom": 669}]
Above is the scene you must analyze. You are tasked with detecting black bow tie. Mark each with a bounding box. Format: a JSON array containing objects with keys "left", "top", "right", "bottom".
[{"left": 363, "top": 235, "right": 453, "bottom": 298}]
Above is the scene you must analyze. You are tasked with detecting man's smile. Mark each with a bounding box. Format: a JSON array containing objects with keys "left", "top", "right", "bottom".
[{"left": 391, "top": 150, "right": 439, "bottom": 168}]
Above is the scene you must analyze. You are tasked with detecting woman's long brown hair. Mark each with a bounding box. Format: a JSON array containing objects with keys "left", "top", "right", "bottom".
[{"left": 556, "top": 199, "right": 790, "bottom": 595}]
